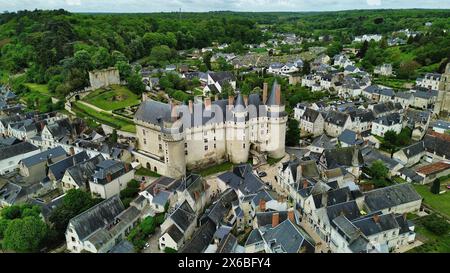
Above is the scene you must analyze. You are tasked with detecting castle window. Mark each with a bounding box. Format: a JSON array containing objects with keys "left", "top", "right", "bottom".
[
  {"left": 144, "top": 139, "right": 147, "bottom": 145},
  {"left": 142, "top": 129, "right": 145, "bottom": 136},
  {"left": 185, "top": 151, "right": 188, "bottom": 155},
  {"left": 204, "top": 139, "right": 208, "bottom": 143},
  {"left": 204, "top": 145, "right": 208, "bottom": 151},
  {"left": 243, "top": 143, "right": 246, "bottom": 149},
  {"left": 185, "top": 143, "right": 187, "bottom": 148},
  {"left": 159, "top": 144, "right": 162, "bottom": 150},
  {"left": 214, "top": 144, "right": 216, "bottom": 149}
]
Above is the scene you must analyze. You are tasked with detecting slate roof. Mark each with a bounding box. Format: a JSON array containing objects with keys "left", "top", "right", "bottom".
[
  {"left": 372, "top": 102, "right": 403, "bottom": 116},
  {"left": 326, "top": 200, "right": 361, "bottom": 222},
  {"left": 373, "top": 112, "right": 401, "bottom": 126},
  {"left": 217, "top": 232, "right": 238, "bottom": 253},
  {"left": 423, "top": 132, "right": 450, "bottom": 159},
  {"left": 20, "top": 146, "right": 66, "bottom": 168},
  {"left": 302, "top": 108, "right": 321, "bottom": 122},
  {"left": 364, "top": 183, "right": 422, "bottom": 212},
  {"left": 180, "top": 218, "right": 216, "bottom": 253},
  {"left": 332, "top": 215, "right": 361, "bottom": 241},
  {"left": 352, "top": 213, "right": 399, "bottom": 236},
  {"left": 48, "top": 151, "right": 90, "bottom": 181},
  {"left": 166, "top": 224, "right": 184, "bottom": 243},
  {"left": 322, "top": 147, "right": 364, "bottom": 169},
  {"left": 170, "top": 201, "right": 196, "bottom": 232},
  {"left": 400, "top": 141, "right": 425, "bottom": 158},
  {"left": 69, "top": 195, "right": 125, "bottom": 241},
  {"left": 245, "top": 229, "right": 264, "bottom": 246},
  {"left": 206, "top": 189, "right": 238, "bottom": 226},
  {"left": 66, "top": 154, "right": 105, "bottom": 187},
  {"left": 338, "top": 129, "right": 357, "bottom": 145},
  {"left": 361, "top": 147, "right": 401, "bottom": 170},
  {"left": 324, "top": 111, "right": 349, "bottom": 127},
  {"left": 256, "top": 210, "right": 289, "bottom": 227},
  {"left": 266, "top": 80, "right": 281, "bottom": 106},
  {"left": 209, "top": 71, "right": 236, "bottom": 83},
  {"left": 177, "top": 174, "right": 205, "bottom": 202},
  {"left": 109, "top": 240, "right": 135, "bottom": 253},
  {"left": 217, "top": 164, "right": 264, "bottom": 196},
  {"left": 0, "top": 181, "right": 24, "bottom": 205},
  {"left": 432, "top": 120, "right": 450, "bottom": 131},
  {"left": 262, "top": 219, "right": 315, "bottom": 253},
  {"left": 0, "top": 142, "right": 39, "bottom": 161},
  {"left": 311, "top": 134, "right": 335, "bottom": 149},
  {"left": 399, "top": 167, "right": 423, "bottom": 183},
  {"left": 313, "top": 186, "right": 356, "bottom": 209}
]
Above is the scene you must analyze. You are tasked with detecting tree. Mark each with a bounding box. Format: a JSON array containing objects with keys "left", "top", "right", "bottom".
[
  {"left": 3, "top": 217, "right": 48, "bottom": 252},
  {"left": 369, "top": 160, "right": 389, "bottom": 179},
  {"left": 430, "top": 179, "right": 441, "bottom": 195},
  {"left": 149, "top": 45, "right": 172, "bottom": 63},
  {"left": 126, "top": 72, "right": 145, "bottom": 95},
  {"left": 357, "top": 41, "right": 369, "bottom": 58},
  {"left": 397, "top": 60, "right": 420, "bottom": 79},
  {"left": 49, "top": 189, "right": 99, "bottom": 235},
  {"left": 203, "top": 51, "right": 213, "bottom": 71},
  {"left": 286, "top": 119, "right": 300, "bottom": 147},
  {"left": 301, "top": 60, "right": 310, "bottom": 75},
  {"left": 115, "top": 60, "right": 132, "bottom": 80},
  {"left": 421, "top": 214, "right": 450, "bottom": 235}
]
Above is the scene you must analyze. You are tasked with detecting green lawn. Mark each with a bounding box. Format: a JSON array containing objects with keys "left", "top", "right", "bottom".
[
  {"left": 83, "top": 85, "right": 140, "bottom": 111},
  {"left": 135, "top": 168, "right": 161, "bottom": 177},
  {"left": 73, "top": 101, "right": 136, "bottom": 133},
  {"left": 414, "top": 184, "right": 450, "bottom": 218},
  {"left": 197, "top": 162, "right": 233, "bottom": 177},
  {"left": 372, "top": 77, "right": 414, "bottom": 90},
  {"left": 24, "top": 83, "right": 51, "bottom": 95},
  {"left": 407, "top": 215, "right": 450, "bottom": 253}
]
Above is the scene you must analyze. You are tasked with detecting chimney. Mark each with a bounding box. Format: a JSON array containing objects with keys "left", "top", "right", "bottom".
[
  {"left": 303, "top": 179, "right": 308, "bottom": 189},
  {"left": 275, "top": 84, "right": 281, "bottom": 105},
  {"left": 106, "top": 173, "right": 112, "bottom": 183},
  {"left": 69, "top": 147, "right": 75, "bottom": 156},
  {"left": 288, "top": 209, "right": 295, "bottom": 223},
  {"left": 259, "top": 199, "right": 266, "bottom": 211},
  {"left": 263, "top": 82, "right": 268, "bottom": 104},
  {"left": 215, "top": 94, "right": 219, "bottom": 101},
  {"left": 170, "top": 102, "right": 178, "bottom": 122},
  {"left": 124, "top": 163, "right": 130, "bottom": 172},
  {"left": 154, "top": 186, "right": 160, "bottom": 195},
  {"left": 139, "top": 181, "right": 146, "bottom": 191},
  {"left": 188, "top": 100, "right": 193, "bottom": 114},
  {"left": 204, "top": 97, "right": 211, "bottom": 109},
  {"left": 228, "top": 95, "right": 234, "bottom": 107},
  {"left": 373, "top": 214, "right": 380, "bottom": 223},
  {"left": 272, "top": 212, "right": 280, "bottom": 228},
  {"left": 243, "top": 95, "right": 249, "bottom": 106}
]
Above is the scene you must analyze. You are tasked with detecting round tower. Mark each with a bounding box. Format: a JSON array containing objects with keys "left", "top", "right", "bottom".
[
  {"left": 226, "top": 93, "right": 250, "bottom": 164},
  {"left": 161, "top": 119, "right": 186, "bottom": 179},
  {"left": 266, "top": 81, "right": 287, "bottom": 159}
]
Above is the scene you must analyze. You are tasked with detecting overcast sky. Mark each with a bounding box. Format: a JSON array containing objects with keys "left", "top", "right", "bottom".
[{"left": 2, "top": 0, "right": 450, "bottom": 13}]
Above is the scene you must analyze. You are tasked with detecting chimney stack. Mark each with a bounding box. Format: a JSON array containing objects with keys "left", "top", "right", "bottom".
[
  {"left": 373, "top": 214, "right": 380, "bottom": 223},
  {"left": 170, "top": 101, "right": 178, "bottom": 122},
  {"left": 263, "top": 82, "right": 268, "bottom": 104},
  {"left": 69, "top": 147, "right": 75, "bottom": 156},
  {"left": 288, "top": 209, "right": 295, "bottom": 223},
  {"left": 228, "top": 95, "right": 234, "bottom": 107},
  {"left": 259, "top": 199, "right": 266, "bottom": 211},
  {"left": 272, "top": 212, "right": 280, "bottom": 228},
  {"left": 204, "top": 97, "right": 211, "bottom": 109},
  {"left": 106, "top": 173, "right": 112, "bottom": 183},
  {"left": 303, "top": 179, "right": 308, "bottom": 189},
  {"left": 124, "top": 163, "right": 130, "bottom": 172},
  {"left": 139, "top": 181, "right": 146, "bottom": 191},
  {"left": 243, "top": 95, "right": 248, "bottom": 106},
  {"left": 188, "top": 100, "right": 193, "bottom": 114},
  {"left": 275, "top": 84, "right": 281, "bottom": 105}
]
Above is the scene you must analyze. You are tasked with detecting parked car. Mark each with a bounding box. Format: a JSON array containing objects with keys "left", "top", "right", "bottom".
[{"left": 258, "top": 171, "right": 267, "bottom": 178}]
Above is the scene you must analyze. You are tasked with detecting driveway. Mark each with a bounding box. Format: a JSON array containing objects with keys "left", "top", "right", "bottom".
[{"left": 142, "top": 226, "right": 162, "bottom": 253}]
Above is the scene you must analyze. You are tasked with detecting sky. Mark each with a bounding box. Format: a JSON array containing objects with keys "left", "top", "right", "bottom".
[{"left": 1, "top": 0, "right": 450, "bottom": 13}]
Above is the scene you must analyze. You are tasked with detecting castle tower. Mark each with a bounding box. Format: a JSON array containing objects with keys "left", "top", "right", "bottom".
[
  {"left": 435, "top": 63, "right": 450, "bottom": 117},
  {"left": 226, "top": 93, "right": 250, "bottom": 164},
  {"left": 161, "top": 120, "right": 186, "bottom": 178},
  {"left": 266, "top": 81, "right": 287, "bottom": 159}
]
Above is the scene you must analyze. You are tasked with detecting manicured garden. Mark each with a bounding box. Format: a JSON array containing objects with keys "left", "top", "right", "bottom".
[
  {"left": 73, "top": 101, "right": 136, "bottom": 133},
  {"left": 135, "top": 168, "right": 161, "bottom": 177},
  {"left": 83, "top": 85, "right": 140, "bottom": 111}
]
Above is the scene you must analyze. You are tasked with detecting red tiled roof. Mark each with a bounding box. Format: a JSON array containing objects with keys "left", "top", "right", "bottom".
[{"left": 416, "top": 161, "right": 450, "bottom": 176}]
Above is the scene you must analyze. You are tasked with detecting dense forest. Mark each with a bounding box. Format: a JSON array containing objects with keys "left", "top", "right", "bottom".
[{"left": 1, "top": 9, "right": 450, "bottom": 98}]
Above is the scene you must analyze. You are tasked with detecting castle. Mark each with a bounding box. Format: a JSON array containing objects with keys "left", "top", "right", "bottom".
[
  {"left": 434, "top": 63, "right": 450, "bottom": 117},
  {"left": 133, "top": 81, "right": 287, "bottom": 178},
  {"left": 88, "top": 67, "right": 121, "bottom": 90}
]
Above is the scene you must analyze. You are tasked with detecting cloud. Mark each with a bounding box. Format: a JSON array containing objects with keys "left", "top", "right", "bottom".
[{"left": 367, "top": 0, "right": 382, "bottom": 6}]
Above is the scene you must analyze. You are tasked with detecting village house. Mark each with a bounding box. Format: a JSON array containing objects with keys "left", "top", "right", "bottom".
[
  {"left": 394, "top": 92, "right": 414, "bottom": 108},
  {"left": 423, "top": 131, "right": 450, "bottom": 162},
  {"left": 319, "top": 147, "right": 364, "bottom": 178},
  {"left": 371, "top": 113, "right": 403, "bottom": 137},
  {"left": 324, "top": 111, "right": 352, "bottom": 137},
  {"left": 217, "top": 164, "right": 265, "bottom": 199},
  {"left": 159, "top": 200, "right": 197, "bottom": 251},
  {"left": 431, "top": 120, "right": 450, "bottom": 134},
  {"left": 363, "top": 183, "right": 422, "bottom": 214},
  {"left": 412, "top": 90, "right": 437, "bottom": 110},
  {"left": 61, "top": 154, "right": 105, "bottom": 193},
  {"left": 374, "top": 63, "right": 393, "bottom": 77},
  {"left": 47, "top": 151, "right": 90, "bottom": 184},
  {"left": 0, "top": 142, "right": 40, "bottom": 175},
  {"left": 393, "top": 141, "right": 426, "bottom": 167},
  {"left": 403, "top": 109, "right": 431, "bottom": 141},
  {"left": 19, "top": 146, "right": 67, "bottom": 183},
  {"left": 416, "top": 73, "right": 441, "bottom": 90},
  {"left": 300, "top": 108, "right": 324, "bottom": 137},
  {"left": 175, "top": 174, "right": 207, "bottom": 215},
  {"left": 65, "top": 195, "right": 142, "bottom": 253},
  {"left": 415, "top": 161, "right": 450, "bottom": 184},
  {"left": 89, "top": 160, "right": 135, "bottom": 199}
]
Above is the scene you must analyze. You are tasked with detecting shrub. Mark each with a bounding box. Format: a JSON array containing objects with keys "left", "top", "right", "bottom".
[
  {"left": 421, "top": 214, "right": 450, "bottom": 236},
  {"left": 164, "top": 247, "right": 177, "bottom": 253}
]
